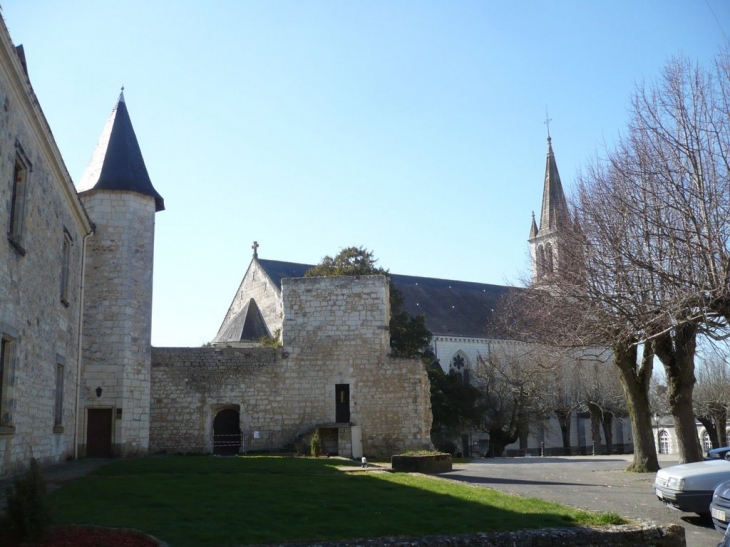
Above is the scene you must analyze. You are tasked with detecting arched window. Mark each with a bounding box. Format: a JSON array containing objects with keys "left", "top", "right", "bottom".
[
  {"left": 450, "top": 353, "right": 470, "bottom": 385},
  {"left": 537, "top": 246, "right": 546, "bottom": 278},
  {"left": 703, "top": 432, "right": 712, "bottom": 450},
  {"left": 726, "top": 430, "right": 730, "bottom": 446},
  {"left": 659, "top": 430, "right": 670, "bottom": 454},
  {"left": 545, "top": 242, "right": 554, "bottom": 273}
]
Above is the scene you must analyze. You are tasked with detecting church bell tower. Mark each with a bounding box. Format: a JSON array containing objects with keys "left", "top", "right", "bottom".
[
  {"left": 528, "top": 136, "right": 570, "bottom": 285},
  {"left": 77, "top": 90, "right": 164, "bottom": 457}
]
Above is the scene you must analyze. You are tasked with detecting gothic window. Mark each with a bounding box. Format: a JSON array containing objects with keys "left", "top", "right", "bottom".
[
  {"left": 450, "top": 353, "right": 470, "bottom": 385},
  {"left": 60, "top": 230, "right": 72, "bottom": 306},
  {"left": 658, "top": 430, "right": 669, "bottom": 454},
  {"left": 537, "top": 245, "right": 546, "bottom": 278},
  {"left": 8, "top": 145, "right": 31, "bottom": 254},
  {"left": 703, "top": 431, "right": 712, "bottom": 450},
  {"left": 545, "top": 242, "right": 554, "bottom": 273}
]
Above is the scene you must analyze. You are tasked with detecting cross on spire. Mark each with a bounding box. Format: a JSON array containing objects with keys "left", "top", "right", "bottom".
[
  {"left": 544, "top": 109, "right": 552, "bottom": 140},
  {"left": 252, "top": 241, "right": 259, "bottom": 259}
]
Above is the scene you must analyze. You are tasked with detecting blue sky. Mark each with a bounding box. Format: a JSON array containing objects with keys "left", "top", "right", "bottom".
[{"left": 2, "top": 1, "right": 728, "bottom": 346}]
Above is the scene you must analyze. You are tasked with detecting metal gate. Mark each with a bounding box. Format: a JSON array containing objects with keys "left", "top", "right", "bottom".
[{"left": 213, "top": 408, "right": 241, "bottom": 455}]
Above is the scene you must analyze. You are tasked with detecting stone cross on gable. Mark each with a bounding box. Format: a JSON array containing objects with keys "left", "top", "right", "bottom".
[{"left": 252, "top": 241, "right": 259, "bottom": 259}]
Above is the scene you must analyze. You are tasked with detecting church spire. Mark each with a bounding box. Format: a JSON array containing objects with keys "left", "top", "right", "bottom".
[
  {"left": 78, "top": 90, "right": 164, "bottom": 211},
  {"left": 537, "top": 137, "right": 569, "bottom": 236},
  {"left": 529, "top": 135, "right": 571, "bottom": 284}
]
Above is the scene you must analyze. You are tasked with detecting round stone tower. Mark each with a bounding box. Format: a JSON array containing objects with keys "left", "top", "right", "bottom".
[{"left": 76, "top": 91, "right": 164, "bottom": 457}]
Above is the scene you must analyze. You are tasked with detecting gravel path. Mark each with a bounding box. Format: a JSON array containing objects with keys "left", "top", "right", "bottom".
[{"left": 439, "top": 455, "right": 720, "bottom": 547}]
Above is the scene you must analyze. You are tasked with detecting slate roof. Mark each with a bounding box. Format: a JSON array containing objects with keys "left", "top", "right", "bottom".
[
  {"left": 78, "top": 92, "right": 164, "bottom": 211},
  {"left": 256, "top": 258, "right": 514, "bottom": 338},
  {"left": 213, "top": 298, "right": 269, "bottom": 343}
]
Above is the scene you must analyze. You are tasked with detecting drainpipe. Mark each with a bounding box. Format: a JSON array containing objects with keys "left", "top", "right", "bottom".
[{"left": 73, "top": 225, "right": 94, "bottom": 460}]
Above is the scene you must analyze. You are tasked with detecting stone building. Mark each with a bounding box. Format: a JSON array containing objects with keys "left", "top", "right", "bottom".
[
  {"left": 0, "top": 25, "right": 92, "bottom": 473},
  {"left": 0, "top": 9, "right": 643, "bottom": 475}
]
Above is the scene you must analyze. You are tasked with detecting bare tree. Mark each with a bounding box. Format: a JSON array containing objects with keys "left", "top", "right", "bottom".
[
  {"left": 694, "top": 341, "right": 730, "bottom": 449},
  {"left": 472, "top": 342, "right": 557, "bottom": 457}
]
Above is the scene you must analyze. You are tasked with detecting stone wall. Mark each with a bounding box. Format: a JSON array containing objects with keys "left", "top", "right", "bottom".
[
  {"left": 151, "top": 275, "right": 433, "bottom": 458},
  {"left": 0, "top": 16, "right": 91, "bottom": 474},
  {"left": 79, "top": 190, "right": 156, "bottom": 457},
  {"left": 264, "top": 524, "right": 685, "bottom": 547}
]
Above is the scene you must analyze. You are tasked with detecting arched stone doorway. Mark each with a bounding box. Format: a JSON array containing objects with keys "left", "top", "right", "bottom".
[{"left": 213, "top": 408, "right": 241, "bottom": 455}]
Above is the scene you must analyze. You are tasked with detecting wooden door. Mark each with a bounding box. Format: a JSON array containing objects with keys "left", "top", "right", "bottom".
[
  {"left": 86, "top": 409, "right": 113, "bottom": 457},
  {"left": 335, "top": 384, "right": 350, "bottom": 423}
]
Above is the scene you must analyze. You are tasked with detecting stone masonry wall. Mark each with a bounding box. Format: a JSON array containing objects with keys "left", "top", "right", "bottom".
[
  {"left": 0, "top": 19, "right": 90, "bottom": 474},
  {"left": 151, "top": 275, "right": 432, "bottom": 458},
  {"left": 79, "top": 190, "right": 156, "bottom": 457}
]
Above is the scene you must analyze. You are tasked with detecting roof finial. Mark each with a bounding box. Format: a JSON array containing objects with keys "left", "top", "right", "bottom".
[
  {"left": 119, "top": 85, "right": 125, "bottom": 103},
  {"left": 544, "top": 108, "right": 552, "bottom": 141},
  {"left": 252, "top": 240, "right": 259, "bottom": 259}
]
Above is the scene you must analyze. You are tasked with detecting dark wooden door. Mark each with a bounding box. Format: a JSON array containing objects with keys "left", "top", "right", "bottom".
[
  {"left": 86, "top": 409, "right": 113, "bottom": 457},
  {"left": 335, "top": 384, "right": 350, "bottom": 423},
  {"left": 213, "top": 408, "right": 241, "bottom": 455}
]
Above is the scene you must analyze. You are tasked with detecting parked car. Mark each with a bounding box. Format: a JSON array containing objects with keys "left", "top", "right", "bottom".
[
  {"left": 707, "top": 447, "right": 730, "bottom": 461},
  {"left": 712, "top": 479, "right": 730, "bottom": 533},
  {"left": 654, "top": 458, "right": 730, "bottom": 514}
]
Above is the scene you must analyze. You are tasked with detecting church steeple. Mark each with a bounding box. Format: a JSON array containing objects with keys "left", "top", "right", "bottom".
[
  {"left": 78, "top": 90, "right": 164, "bottom": 211},
  {"left": 529, "top": 136, "right": 570, "bottom": 284},
  {"left": 537, "top": 137, "right": 569, "bottom": 236}
]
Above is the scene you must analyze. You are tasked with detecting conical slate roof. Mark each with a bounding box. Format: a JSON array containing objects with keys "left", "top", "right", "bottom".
[
  {"left": 537, "top": 137, "right": 569, "bottom": 235},
  {"left": 213, "top": 298, "right": 270, "bottom": 343},
  {"left": 78, "top": 91, "right": 164, "bottom": 211}
]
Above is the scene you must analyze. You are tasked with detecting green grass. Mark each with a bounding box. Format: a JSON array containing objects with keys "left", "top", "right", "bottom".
[{"left": 47, "top": 456, "right": 626, "bottom": 547}]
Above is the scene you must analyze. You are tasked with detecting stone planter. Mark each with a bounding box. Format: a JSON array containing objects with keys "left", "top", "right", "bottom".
[{"left": 391, "top": 453, "right": 452, "bottom": 473}]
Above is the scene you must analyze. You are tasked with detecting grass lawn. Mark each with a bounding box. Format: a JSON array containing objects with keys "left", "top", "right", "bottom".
[{"left": 47, "top": 456, "right": 625, "bottom": 547}]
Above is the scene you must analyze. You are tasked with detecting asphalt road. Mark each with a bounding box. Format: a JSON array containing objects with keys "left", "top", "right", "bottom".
[{"left": 437, "top": 455, "right": 721, "bottom": 547}]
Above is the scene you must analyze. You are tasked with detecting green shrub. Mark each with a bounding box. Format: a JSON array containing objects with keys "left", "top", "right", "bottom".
[
  {"left": 4, "top": 458, "right": 53, "bottom": 542},
  {"left": 310, "top": 431, "right": 323, "bottom": 457}
]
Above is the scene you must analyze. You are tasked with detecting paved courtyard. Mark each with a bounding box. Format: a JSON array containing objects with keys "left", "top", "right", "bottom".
[{"left": 439, "top": 455, "right": 721, "bottom": 547}]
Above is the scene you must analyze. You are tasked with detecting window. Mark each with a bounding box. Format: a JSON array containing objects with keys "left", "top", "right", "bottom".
[
  {"left": 8, "top": 145, "right": 31, "bottom": 253},
  {"left": 60, "top": 230, "right": 72, "bottom": 306},
  {"left": 0, "top": 334, "right": 17, "bottom": 431},
  {"left": 450, "top": 353, "right": 470, "bottom": 385},
  {"left": 545, "top": 242, "right": 554, "bottom": 273},
  {"left": 537, "top": 245, "right": 545, "bottom": 278},
  {"left": 659, "top": 430, "right": 670, "bottom": 454},
  {"left": 703, "top": 432, "right": 712, "bottom": 450},
  {"left": 54, "top": 360, "right": 64, "bottom": 432}
]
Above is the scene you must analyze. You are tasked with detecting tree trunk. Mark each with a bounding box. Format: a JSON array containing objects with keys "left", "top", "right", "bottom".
[
  {"left": 555, "top": 409, "right": 572, "bottom": 455},
  {"left": 613, "top": 340, "right": 659, "bottom": 472},
  {"left": 602, "top": 412, "right": 614, "bottom": 455},
  {"left": 587, "top": 403, "right": 603, "bottom": 455},
  {"left": 653, "top": 325, "right": 703, "bottom": 463},
  {"left": 710, "top": 403, "right": 727, "bottom": 447},
  {"left": 697, "top": 415, "right": 718, "bottom": 450},
  {"left": 517, "top": 407, "right": 529, "bottom": 454}
]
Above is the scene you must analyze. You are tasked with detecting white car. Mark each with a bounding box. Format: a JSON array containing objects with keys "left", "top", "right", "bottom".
[{"left": 654, "top": 457, "right": 730, "bottom": 515}]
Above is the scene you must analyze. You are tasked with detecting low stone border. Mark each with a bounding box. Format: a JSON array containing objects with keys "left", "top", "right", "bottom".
[
  {"left": 391, "top": 453, "right": 452, "bottom": 473},
  {"left": 256, "top": 524, "right": 685, "bottom": 547}
]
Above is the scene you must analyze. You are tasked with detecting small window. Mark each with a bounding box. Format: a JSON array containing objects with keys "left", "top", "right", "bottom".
[
  {"left": 60, "top": 230, "right": 72, "bottom": 306},
  {"left": 0, "top": 335, "right": 17, "bottom": 430},
  {"left": 8, "top": 145, "right": 31, "bottom": 254},
  {"left": 54, "top": 362, "right": 64, "bottom": 431}
]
